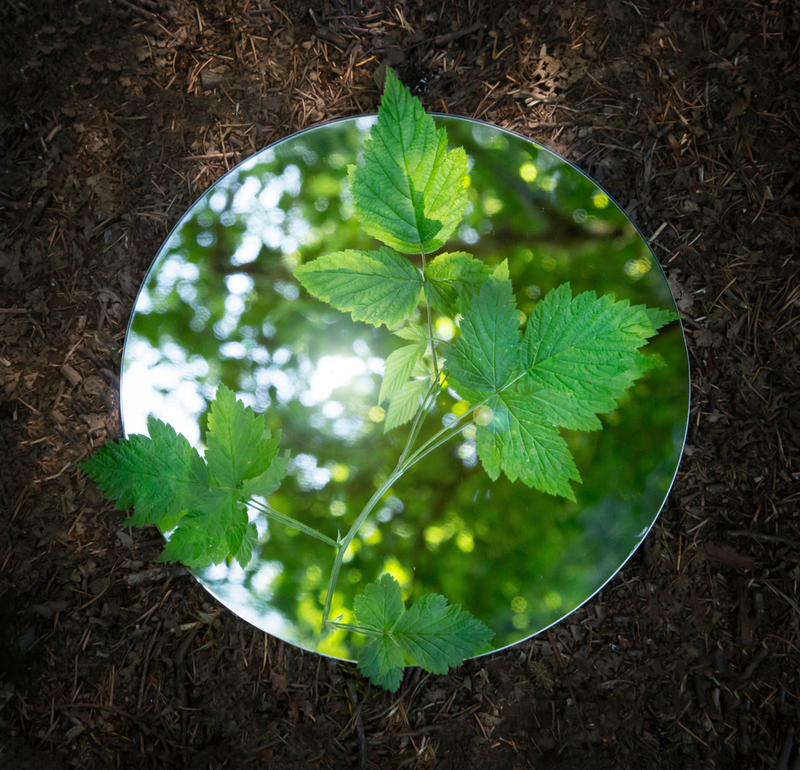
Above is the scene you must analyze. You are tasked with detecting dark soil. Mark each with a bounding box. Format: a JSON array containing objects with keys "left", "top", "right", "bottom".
[{"left": 1, "top": 1, "right": 799, "bottom": 768}]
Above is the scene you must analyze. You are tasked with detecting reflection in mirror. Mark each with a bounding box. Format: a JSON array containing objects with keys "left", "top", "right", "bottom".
[{"left": 121, "top": 116, "right": 689, "bottom": 660}]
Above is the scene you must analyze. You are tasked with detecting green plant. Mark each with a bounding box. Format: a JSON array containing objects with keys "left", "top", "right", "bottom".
[{"left": 80, "top": 70, "right": 678, "bottom": 691}]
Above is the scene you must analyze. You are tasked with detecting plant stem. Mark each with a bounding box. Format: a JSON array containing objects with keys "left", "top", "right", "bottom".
[
  {"left": 321, "top": 357, "right": 529, "bottom": 627},
  {"left": 321, "top": 406, "right": 483, "bottom": 627},
  {"left": 326, "top": 620, "right": 380, "bottom": 638},
  {"left": 419, "top": 246, "right": 439, "bottom": 379},
  {"left": 397, "top": 376, "right": 439, "bottom": 467},
  {"left": 246, "top": 498, "right": 339, "bottom": 548},
  {"left": 320, "top": 465, "right": 405, "bottom": 626},
  {"left": 398, "top": 412, "right": 480, "bottom": 475}
]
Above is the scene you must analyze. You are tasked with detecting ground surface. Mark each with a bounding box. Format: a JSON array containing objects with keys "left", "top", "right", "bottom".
[{"left": 1, "top": 1, "right": 799, "bottom": 768}]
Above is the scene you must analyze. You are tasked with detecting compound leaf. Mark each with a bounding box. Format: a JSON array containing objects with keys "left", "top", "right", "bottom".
[
  {"left": 354, "top": 575, "right": 494, "bottom": 691},
  {"left": 349, "top": 69, "right": 468, "bottom": 253},
  {"left": 294, "top": 247, "right": 423, "bottom": 328},
  {"left": 206, "top": 383, "right": 281, "bottom": 487},
  {"left": 81, "top": 385, "right": 289, "bottom": 570},
  {"left": 445, "top": 283, "right": 677, "bottom": 499},
  {"left": 160, "top": 488, "right": 256, "bottom": 569},
  {"left": 79, "top": 416, "right": 210, "bottom": 527},
  {"left": 379, "top": 344, "right": 425, "bottom": 404}
]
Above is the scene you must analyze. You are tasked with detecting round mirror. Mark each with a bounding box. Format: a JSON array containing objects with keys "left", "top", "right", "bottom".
[{"left": 120, "top": 115, "right": 689, "bottom": 661}]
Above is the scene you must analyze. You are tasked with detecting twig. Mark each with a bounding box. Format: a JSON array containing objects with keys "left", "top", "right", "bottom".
[
  {"left": 127, "top": 566, "right": 190, "bottom": 586},
  {"left": 114, "top": 0, "right": 161, "bottom": 20},
  {"left": 434, "top": 22, "right": 482, "bottom": 46},
  {"left": 777, "top": 729, "right": 794, "bottom": 770},
  {"left": 175, "top": 627, "right": 200, "bottom": 747},
  {"left": 137, "top": 621, "right": 162, "bottom": 710},
  {"left": 728, "top": 529, "right": 795, "bottom": 545},
  {"left": 738, "top": 644, "right": 768, "bottom": 684},
  {"left": 346, "top": 681, "right": 368, "bottom": 770}
]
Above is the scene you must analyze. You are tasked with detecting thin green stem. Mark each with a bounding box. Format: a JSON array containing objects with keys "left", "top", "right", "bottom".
[
  {"left": 321, "top": 372, "right": 529, "bottom": 626},
  {"left": 419, "top": 246, "right": 439, "bottom": 378},
  {"left": 246, "top": 498, "right": 339, "bottom": 548},
  {"left": 397, "top": 376, "right": 439, "bottom": 467},
  {"left": 321, "top": 466, "right": 405, "bottom": 626},
  {"left": 399, "top": 414, "right": 478, "bottom": 475},
  {"left": 321, "top": 352, "right": 531, "bottom": 627},
  {"left": 326, "top": 621, "right": 380, "bottom": 638}
]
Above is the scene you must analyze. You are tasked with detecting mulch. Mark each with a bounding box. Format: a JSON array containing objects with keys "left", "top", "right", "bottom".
[{"left": 1, "top": 1, "right": 799, "bottom": 768}]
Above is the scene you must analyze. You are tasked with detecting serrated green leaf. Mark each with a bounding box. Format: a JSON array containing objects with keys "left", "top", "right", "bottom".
[
  {"left": 393, "top": 323, "right": 429, "bottom": 344},
  {"left": 160, "top": 488, "right": 255, "bottom": 569},
  {"left": 646, "top": 305, "right": 681, "bottom": 331},
  {"left": 392, "top": 593, "right": 495, "bottom": 675},
  {"left": 412, "top": 358, "right": 432, "bottom": 377},
  {"left": 492, "top": 259, "right": 510, "bottom": 282},
  {"left": 446, "top": 283, "right": 675, "bottom": 498},
  {"left": 424, "top": 251, "right": 491, "bottom": 315},
  {"left": 294, "top": 247, "right": 423, "bottom": 328},
  {"left": 357, "top": 636, "right": 405, "bottom": 692},
  {"left": 445, "top": 277, "right": 521, "bottom": 392},
  {"left": 349, "top": 69, "right": 468, "bottom": 253},
  {"left": 206, "top": 383, "right": 280, "bottom": 488},
  {"left": 241, "top": 451, "right": 290, "bottom": 499},
  {"left": 353, "top": 575, "right": 494, "bottom": 691},
  {"left": 353, "top": 573, "right": 405, "bottom": 631},
  {"left": 79, "top": 417, "right": 210, "bottom": 527},
  {"left": 235, "top": 521, "right": 259, "bottom": 568},
  {"left": 519, "top": 284, "right": 678, "bottom": 430},
  {"left": 474, "top": 390, "right": 581, "bottom": 500},
  {"left": 379, "top": 344, "right": 425, "bottom": 403},
  {"left": 354, "top": 575, "right": 406, "bottom": 691},
  {"left": 384, "top": 377, "right": 429, "bottom": 433}
]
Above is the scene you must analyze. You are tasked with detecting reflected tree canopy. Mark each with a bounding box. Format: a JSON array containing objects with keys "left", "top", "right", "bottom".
[{"left": 121, "top": 116, "right": 689, "bottom": 659}]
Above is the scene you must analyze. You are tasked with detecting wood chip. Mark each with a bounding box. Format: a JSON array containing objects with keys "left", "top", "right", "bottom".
[{"left": 61, "top": 363, "right": 83, "bottom": 386}]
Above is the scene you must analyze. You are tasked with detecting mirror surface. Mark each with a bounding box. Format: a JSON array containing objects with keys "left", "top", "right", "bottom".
[{"left": 120, "top": 115, "right": 689, "bottom": 660}]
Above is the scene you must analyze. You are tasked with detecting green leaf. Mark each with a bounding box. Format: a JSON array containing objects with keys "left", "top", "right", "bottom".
[
  {"left": 206, "top": 383, "right": 281, "bottom": 487},
  {"left": 384, "top": 377, "right": 429, "bottom": 433},
  {"left": 392, "top": 593, "right": 494, "bottom": 675},
  {"left": 424, "top": 251, "right": 491, "bottom": 315},
  {"left": 354, "top": 575, "right": 494, "bottom": 692},
  {"left": 160, "top": 488, "right": 256, "bottom": 569},
  {"left": 445, "top": 277, "right": 521, "bottom": 392},
  {"left": 79, "top": 417, "right": 210, "bottom": 527},
  {"left": 353, "top": 573, "right": 405, "bottom": 631},
  {"left": 474, "top": 390, "right": 581, "bottom": 501},
  {"left": 294, "top": 247, "right": 423, "bottom": 328},
  {"left": 646, "top": 305, "right": 681, "bottom": 331},
  {"left": 80, "top": 385, "right": 289, "bottom": 570},
  {"left": 492, "top": 259, "right": 510, "bottom": 282},
  {"left": 241, "top": 451, "right": 290, "bottom": 499},
  {"left": 519, "top": 284, "right": 679, "bottom": 430},
  {"left": 392, "top": 323, "right": 429, "bottom": 344},
  {"left": 447, "top": 283, "right": 677, "bottom": 499},
  {"left": 379, "top": 344, "right": 425, "bottom": 403},
  {"left": 349, "top": 69, "right": 468, "bottom": 253},
  {"left": 358, "top": 634, "right": 406, "bottom": 692}
]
